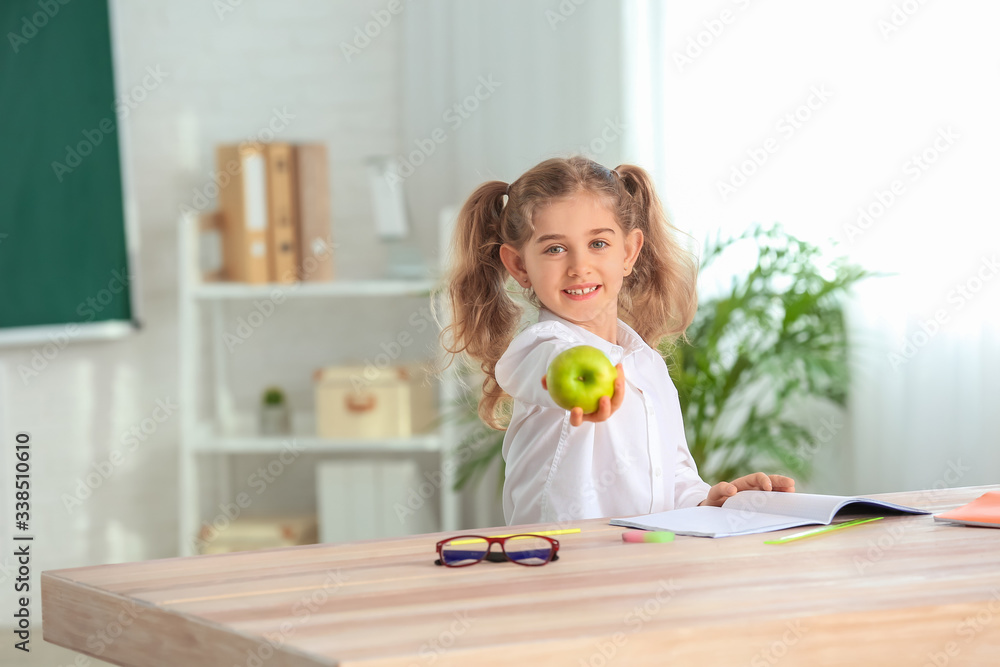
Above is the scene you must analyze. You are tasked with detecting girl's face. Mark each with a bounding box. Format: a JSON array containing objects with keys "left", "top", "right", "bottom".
[{"left": 499, "top": 193, "right": 643, "bottom": 344}]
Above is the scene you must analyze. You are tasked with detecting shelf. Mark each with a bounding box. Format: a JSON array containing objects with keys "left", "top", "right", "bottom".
[
  {"left": 193, "top": 433, "right": 444, "bottom": 454},
  {"left": 193, "top": 279, "right": 440, "bottom": 300},
  {"left": 193, "top": 417, "right": 444, "bottom": 454},
  {"left": 178, "top": 211, "right": 461, "bottom": 556}
]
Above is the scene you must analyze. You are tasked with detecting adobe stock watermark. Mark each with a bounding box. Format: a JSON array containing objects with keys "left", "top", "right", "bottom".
[
  {"left": 843, "top": 126, "right": 959, "bottom": 243},
  {"left": 0, "top": 556, "right": 17, "bottom": 588},
  {"left": 576, "top": 117, "right": 625, "bottom": 159},
  {"left": 7, "top": 0, "right": 72, "bottom": 54},
  {"left": 236, "top": 568, "right": 351, "bottom": 667},
  {"left": 17, "top": 266, "right": 133, "bottom": 385},
  {"left": 878, "top": 0, "right": 930, "bottom": 41},
  {"left": 82, "top": 598, "right": 147, "bottom": 660},
  {"left": 193, "top": 439, "right": 305, "bottom": 553},
  {"left": 673, "top": 0, "right": 755, "bottom": 73},
  {"left": 179, "top": 107, "right": 296, "bottom": 217},
  {"left": 716, "top": 84, "right": 832, "bottom": 202},
  {"left": 349, "top": 304, "right": 436, "bottom": 392},
  {"left": 393, "top": 420, "right": 498, "bottom": 525},
  {"left": 749, "top": 620, "right": 809, "bottom": 667},
  {"left": 340, "top": 0, "right": 409, "bottom": 62},
  {"left": 853, "top": 458, "right": 971, "bottom": 575},
  {"left": 793, "top": 415, "right": 843, "bottom": 466},
  {"left": 675, "top": 416, "right": 844, "bottom": 539},
  {"left": 545, "top": 0, "right": 587, "bottom": 31},
  {"left": 887, "top": 254, "right": 998, "bottom": 370},
  {"left": 578, "top": 579, "right": 679, "bottom": 667},
  {"left": 61, "top": 397, "right": 180, "bottom": 513},
  {"left": 921, "top": 588, "right": 1000, "bottom": 667},
  {"left": 220, "top": 237, "right": 338, "bottom": 353},
  {"left": 553, "top": 449, "right": 637, "bottom": 530},
  {"left": 51, "top": 66, "right": 169, "bottom": 182},
  {"left": 406, "top": 611, "right": 474, "bottom": 667},
  {"left": 386, "top": 75, "right": 502, "bottom": 188},
  {"left": 212, "top": 0, "right": 245, "bottom": 21}
]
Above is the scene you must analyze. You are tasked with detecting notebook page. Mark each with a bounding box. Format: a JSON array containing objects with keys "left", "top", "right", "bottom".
[
  {"left": 721, "top": 491, "right": 929, "bottom": 523},
  {"left": 721, "top": 491, "right": 857, "bottom": 523},
  {"left": 611, "top": 505, "right": 813, "bottom": 538}
]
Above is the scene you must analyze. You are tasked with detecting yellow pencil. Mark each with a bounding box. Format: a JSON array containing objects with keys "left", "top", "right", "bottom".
[
  {"left": 449, "top": 528, "right": 581, "bottom": 545},
  {"left": 486, "top": 528, "right": 581, "bottom": 539}
]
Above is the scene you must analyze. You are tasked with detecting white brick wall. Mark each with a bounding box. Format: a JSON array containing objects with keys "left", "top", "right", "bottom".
[{"left": 0, "top": 0, "right": 409, "bottom": 620}]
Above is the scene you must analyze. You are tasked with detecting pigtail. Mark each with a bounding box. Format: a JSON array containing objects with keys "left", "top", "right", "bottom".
[
  {"left": 615, "top": 165, "right": 698, "bottom": 353},
  {"left": 439, "top": 180, "right": 521, "bottom": 429}
]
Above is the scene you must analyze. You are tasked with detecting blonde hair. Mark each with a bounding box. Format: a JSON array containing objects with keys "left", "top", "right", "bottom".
[{"left": 440, "top": 156, "right": 698, "bottom": 429}]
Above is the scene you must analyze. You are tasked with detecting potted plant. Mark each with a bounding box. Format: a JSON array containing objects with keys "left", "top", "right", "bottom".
[
  {"left": 667, "top": 223, "right": 872, "bottom": 482},
  {"left": 449, "top": 223, "right": 873, "bottom": 492},
  {"left": 259, "top": 386, "right": 291, "bottom": 436}
]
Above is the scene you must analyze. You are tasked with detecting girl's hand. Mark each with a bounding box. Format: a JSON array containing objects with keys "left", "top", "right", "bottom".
[
  {"left": 698, "top": 472, "right": 796, "bottom": 507},
  {"left": 541, "top": 363, "right": 625, "bottom": 427}
]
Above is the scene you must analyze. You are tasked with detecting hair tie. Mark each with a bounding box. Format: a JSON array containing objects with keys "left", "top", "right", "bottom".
[
  {"left": 612, "top": 168, "right": 634, "bottom": 198},
  {"left": 506, "top": 182, "right": 512, "bottom": 196}
]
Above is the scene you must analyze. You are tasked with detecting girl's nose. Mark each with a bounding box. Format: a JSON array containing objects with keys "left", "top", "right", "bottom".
[{"left": 567, "top": 254, "right": 591, "bottom": 277}]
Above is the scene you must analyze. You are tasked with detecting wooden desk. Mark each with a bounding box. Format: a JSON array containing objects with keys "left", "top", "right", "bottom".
[{"left": 43, "top": 485, "right": 1000, "bottom": 666}]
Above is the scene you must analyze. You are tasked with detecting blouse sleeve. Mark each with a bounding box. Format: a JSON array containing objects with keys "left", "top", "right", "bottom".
[
  {"left": 673, "top": 438, "right": 712, "bottom": 509},
  {"left": 494, "top": 324, "right": 578, "bottom": 408}
]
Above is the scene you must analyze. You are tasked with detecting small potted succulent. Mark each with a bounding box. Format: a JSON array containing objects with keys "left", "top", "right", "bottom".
[{"left": 259, "top": 386, "right": 291, "bottom": 436}]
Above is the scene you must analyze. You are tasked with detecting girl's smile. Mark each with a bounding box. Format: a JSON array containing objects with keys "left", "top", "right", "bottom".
[{"left": 562, "top": 283, "right": 601, "bottom": 299}]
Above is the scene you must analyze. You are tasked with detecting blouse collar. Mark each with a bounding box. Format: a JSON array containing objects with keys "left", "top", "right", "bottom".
[{"left": 537, "top": 308, "right": 646, "bottom": 361}]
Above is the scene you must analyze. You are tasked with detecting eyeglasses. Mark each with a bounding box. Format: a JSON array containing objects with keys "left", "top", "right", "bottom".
[{"left": 434, "top": 534, "right": 560, "bottom": 567}]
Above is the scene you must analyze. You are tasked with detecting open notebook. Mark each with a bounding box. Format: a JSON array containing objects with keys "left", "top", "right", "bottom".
[{"left": 610, "top": 491, "right": 929, "bottom": 538}]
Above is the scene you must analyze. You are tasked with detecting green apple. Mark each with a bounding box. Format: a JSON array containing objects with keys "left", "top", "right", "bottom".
[{"left": 546, "top": 345, "right": 617, "bottom": 414}]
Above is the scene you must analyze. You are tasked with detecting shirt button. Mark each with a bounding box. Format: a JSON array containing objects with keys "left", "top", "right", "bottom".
[{"left": 654, "top": 467, "right": 662, "bottom": 478}]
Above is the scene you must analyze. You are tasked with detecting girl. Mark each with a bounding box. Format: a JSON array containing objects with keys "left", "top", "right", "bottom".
[{"left": 442, "top": 156, "right": 794, "bottom": 525}]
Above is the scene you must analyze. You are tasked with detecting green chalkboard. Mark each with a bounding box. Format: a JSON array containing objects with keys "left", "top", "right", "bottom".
[{"left": 0, "top": 0, "right": 133, "bottom": 332}]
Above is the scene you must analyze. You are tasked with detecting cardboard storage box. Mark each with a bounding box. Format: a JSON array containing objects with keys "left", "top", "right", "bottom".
[
  {"left": 314, "top": 364, "right": 436, "bottom": 439},
  {"left": 196, "top": 515, "right": 318, "bottom": 555}
]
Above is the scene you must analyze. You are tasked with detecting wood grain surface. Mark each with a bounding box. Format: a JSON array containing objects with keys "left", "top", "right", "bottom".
[{"left": 42, "top": 485, "right": 1000, "bottom": 666}]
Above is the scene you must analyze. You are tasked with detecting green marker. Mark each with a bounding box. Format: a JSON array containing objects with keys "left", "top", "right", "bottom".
[{"left": 765, "top": 517, "right": 884, "bottom": 545}]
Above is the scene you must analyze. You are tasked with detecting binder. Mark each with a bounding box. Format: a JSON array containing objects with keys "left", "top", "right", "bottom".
[
  {"left": 264, "top": 143, "right": 299, "bottom": 284},
  {"left": 198, "top": 211, "right": 224, "bottom": 282},
  {"left": 294, "top": 144, "right": 335, "bottom": 282},
  {"left": 216, "top": 143, "right": 269, "bottom": 283}
]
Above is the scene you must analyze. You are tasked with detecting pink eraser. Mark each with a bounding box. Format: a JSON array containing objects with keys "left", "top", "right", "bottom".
[{"left": 622, "top": 530, "right": 674, "bottom": 543}]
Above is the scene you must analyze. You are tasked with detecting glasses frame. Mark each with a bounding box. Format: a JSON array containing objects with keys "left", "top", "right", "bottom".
[{"left": 434, "top": 534, "right": 560, "bottom": 567}]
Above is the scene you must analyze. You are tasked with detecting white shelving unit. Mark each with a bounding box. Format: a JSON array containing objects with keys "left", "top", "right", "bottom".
[{"left": 177, "top": 213, "right": 461, "bottom": 556}]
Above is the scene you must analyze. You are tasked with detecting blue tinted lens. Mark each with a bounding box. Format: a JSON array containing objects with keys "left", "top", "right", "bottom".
[
  {"left": 504, "top": 536, "right": 552, "bottom": 565},
  {"left": 441, "top": 538, "right": 488, "bottom": 566}
]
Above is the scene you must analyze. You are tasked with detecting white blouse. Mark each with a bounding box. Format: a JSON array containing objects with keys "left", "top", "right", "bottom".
[{"left": 495, "top": 308, "right": 711, "bottom": 525}]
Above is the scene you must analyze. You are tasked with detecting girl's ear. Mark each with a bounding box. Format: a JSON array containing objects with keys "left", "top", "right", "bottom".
[
  {"left": 624, "top": 229, "right": 644, "bottom": 276},
  {"left": 499, "top": 243, "right": 530, "bottom": 286}
]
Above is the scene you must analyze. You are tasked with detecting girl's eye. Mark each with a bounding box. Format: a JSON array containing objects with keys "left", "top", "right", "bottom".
[
  {"left": 591, "top": 240, "right": 609, "bottom": 249},
  {"left": 545, "top": 246, "right": 564, "bottom": 254}
]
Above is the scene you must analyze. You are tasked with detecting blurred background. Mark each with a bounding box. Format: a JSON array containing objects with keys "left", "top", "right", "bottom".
[{"left": 1, "top": 0, "right": 999, "bottom": 663}]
